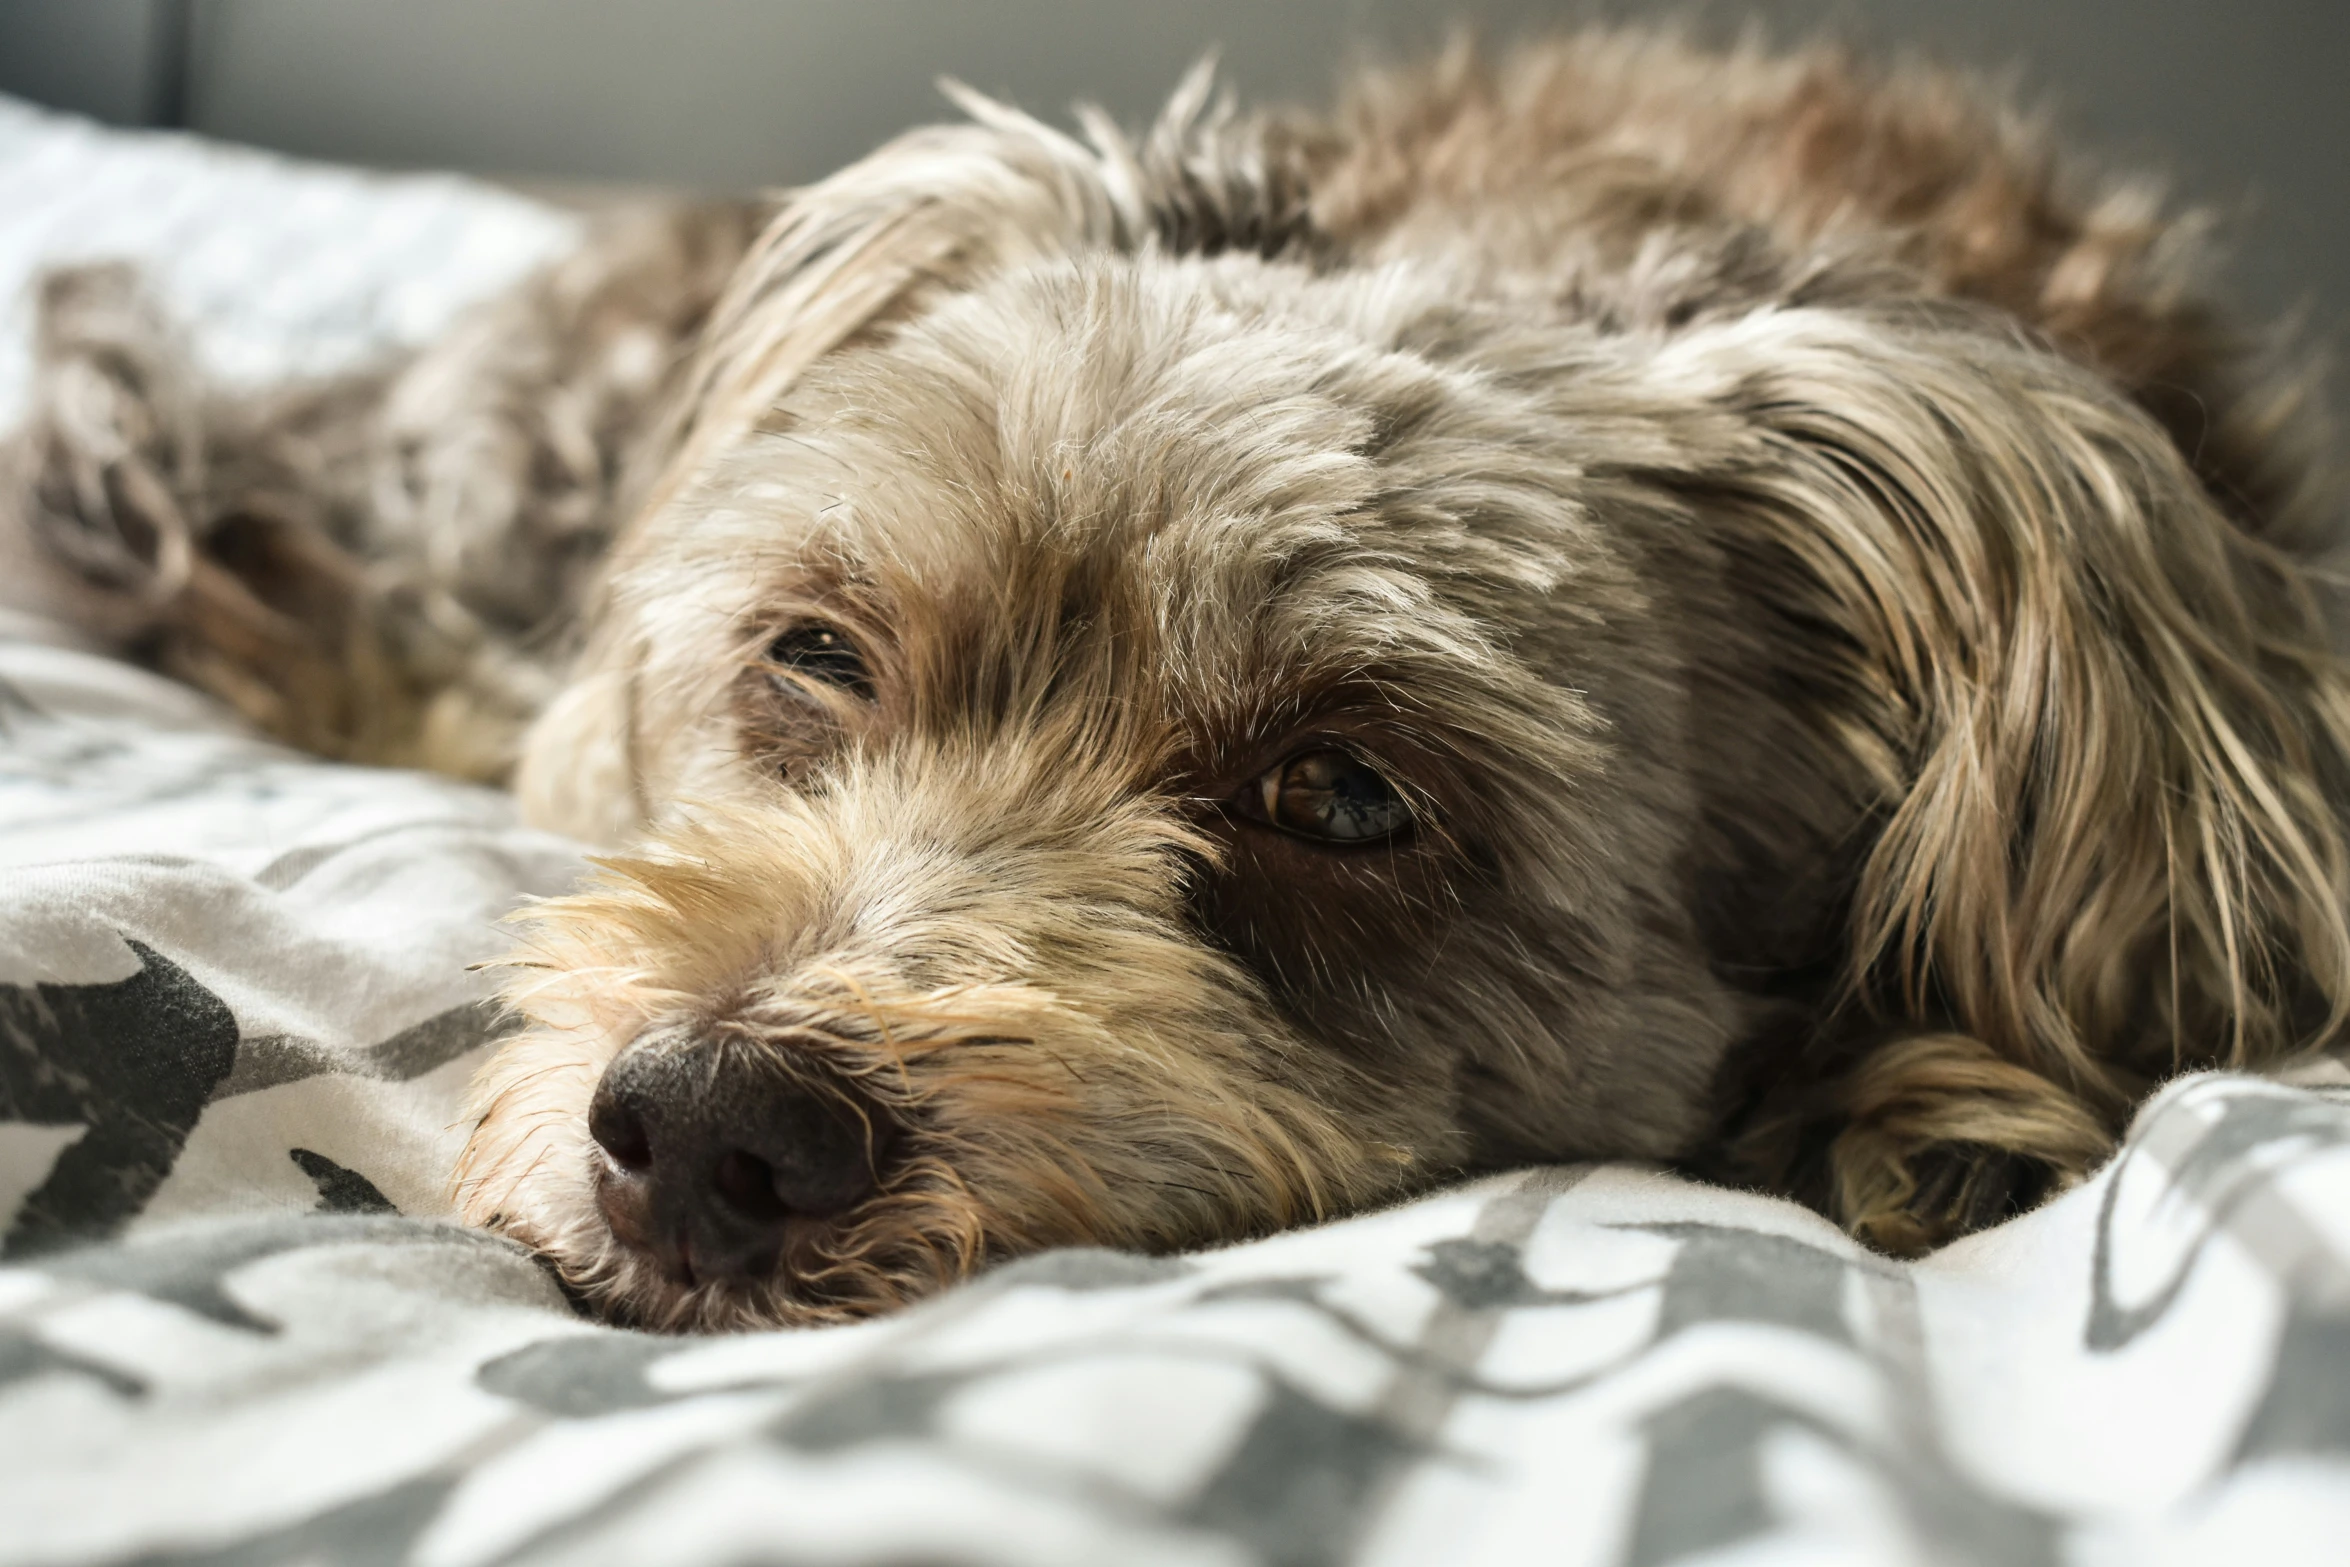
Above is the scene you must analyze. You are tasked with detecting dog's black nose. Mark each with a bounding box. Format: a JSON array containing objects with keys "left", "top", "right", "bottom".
[{"left": 588, "top": 1042, "right": 887, "bottom": 1287}]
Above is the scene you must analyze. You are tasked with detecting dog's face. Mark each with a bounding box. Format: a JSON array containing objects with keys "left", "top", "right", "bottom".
[{"left": 454, "top": 251, "right": 1760, "bottom": 1328}]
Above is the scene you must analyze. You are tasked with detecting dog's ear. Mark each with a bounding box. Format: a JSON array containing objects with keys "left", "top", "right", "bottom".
[
  {"left": 1666, "top": 305, "right": 2350, "bottom": 1249},
  {"left": 638, "top": 60, "right": 1322, "bottom": 527},
  {"left": 512, "top": 661, "right": 647, "bottom": 846},
  {"left": 637, "top": 86, "right": 1149, "bottom": 529}
]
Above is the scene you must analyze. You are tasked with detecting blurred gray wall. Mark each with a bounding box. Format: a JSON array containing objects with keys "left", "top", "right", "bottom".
[{"left": 2, "top": 0, "right": 2344, "bottom": 345}]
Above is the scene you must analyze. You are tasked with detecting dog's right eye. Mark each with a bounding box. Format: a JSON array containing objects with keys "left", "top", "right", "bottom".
[
  {"left": 1246, "top": 748, "right": 1414, "bottom": 844},
  {"left": 765, "top": 624, "right": 872, "bottom": 698}
]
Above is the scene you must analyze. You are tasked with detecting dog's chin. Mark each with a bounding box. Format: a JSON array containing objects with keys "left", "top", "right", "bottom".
[
  {"left": 571, "top": 1246, "right": 828, "bottom": 1336},
  {"left": 483, "top": 1166, "right": 919, "bottom": 1333}
]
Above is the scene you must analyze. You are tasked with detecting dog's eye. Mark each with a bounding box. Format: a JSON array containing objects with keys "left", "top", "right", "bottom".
[
  {"left": 1250, "top": 749, "right": 1413, "bottom": 843},
  {"left": 765, "top": 624, "right": 872, "bottom": 698}
]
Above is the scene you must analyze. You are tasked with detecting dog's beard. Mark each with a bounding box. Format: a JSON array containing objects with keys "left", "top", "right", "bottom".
[{"left": 454, "top": 754, "right": 1431, "bottom": 1329}]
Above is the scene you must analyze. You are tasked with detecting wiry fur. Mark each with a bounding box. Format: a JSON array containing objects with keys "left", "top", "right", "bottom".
[{"left": 9, "top": 30, "right": 2347, "bottom": 1328}]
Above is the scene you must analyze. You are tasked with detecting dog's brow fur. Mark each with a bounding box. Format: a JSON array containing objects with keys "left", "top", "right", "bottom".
[{"left": 9, "top": 28, "right": 2347, "bottom": 1326}]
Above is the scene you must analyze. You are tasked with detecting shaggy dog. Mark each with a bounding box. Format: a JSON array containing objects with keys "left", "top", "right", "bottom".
[{"left": 8, "top": 31, "right": 2347, "bottom": 1330}]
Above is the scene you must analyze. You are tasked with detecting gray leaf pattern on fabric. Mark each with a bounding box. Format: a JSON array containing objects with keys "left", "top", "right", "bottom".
[{"left": 9, "top": 496, "right": 2350, "bottom": 1567}]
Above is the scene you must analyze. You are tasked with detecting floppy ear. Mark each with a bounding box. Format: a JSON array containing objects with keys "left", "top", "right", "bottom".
[
  {"left": 1669, "top": 305, "right": 2350, "bottom": 1250},
  {"left": 512, "top": 662, "right": 647, "bottom": 846},
  {"left": 637, "top": 85, "right": 1153, "bottom": 527},
  {"left": 652, "top": 57, "right": 1322, "bottom": 509}
]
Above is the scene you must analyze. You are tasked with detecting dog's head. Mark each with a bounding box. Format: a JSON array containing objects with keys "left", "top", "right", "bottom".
[
  {"left": 455, "top": 78, "right": 2350, "bottom": 1328},
  {"left": 458, "top": 241, "right": 1749, "bottom": 1327}
]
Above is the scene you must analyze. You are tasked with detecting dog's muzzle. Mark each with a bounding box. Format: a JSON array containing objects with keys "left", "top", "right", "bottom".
[{"left": 586, "top": 1037, "right": 892, "bottom": 1289}]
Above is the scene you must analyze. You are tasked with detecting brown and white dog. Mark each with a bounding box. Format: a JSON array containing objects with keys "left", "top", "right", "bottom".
[{"left": 8, "top": 31, "right": 2348, "bottom": 1330}]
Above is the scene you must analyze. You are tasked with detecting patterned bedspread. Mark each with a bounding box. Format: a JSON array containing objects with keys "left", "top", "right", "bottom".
[{"left": 3, "top": 92, "right": 2348, "bottom": 1567}]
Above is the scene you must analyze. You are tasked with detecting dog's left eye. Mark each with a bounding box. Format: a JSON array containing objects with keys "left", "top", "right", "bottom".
[
  {"left": 765, "top": 624, "right": 872, "bottom": 698},
  {"left": 1249, "top": 749, "right": 1413, "bottom": 843}
]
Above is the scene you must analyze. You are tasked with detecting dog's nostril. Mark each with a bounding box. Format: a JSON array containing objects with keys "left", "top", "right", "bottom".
[
  {"left": 711, "top": 1148, "right": 788, "bottom": 1220},
  {"left": 587, "top": 1083, "right": 652, "bottom": 1173},
  {"left": 705, "top": 1099, "right": 884, "bottom": 1221}
]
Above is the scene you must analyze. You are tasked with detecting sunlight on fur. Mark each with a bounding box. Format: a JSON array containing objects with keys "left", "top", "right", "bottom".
[{"left": 9, "top": 27, "right": 2348, "bottom": 1328}]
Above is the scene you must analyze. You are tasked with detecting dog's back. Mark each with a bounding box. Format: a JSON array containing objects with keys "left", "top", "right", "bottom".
[{"left": 1309, "top": 35, "right": 2324, "bottom": 541}]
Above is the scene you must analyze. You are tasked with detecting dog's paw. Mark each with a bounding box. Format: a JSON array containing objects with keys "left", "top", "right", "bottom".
[
  {"left": 1846, "top": 1141, "right": 2060, "bottom": 1255},
  {"left": 4, "top": 263, "right": 204, "bottom": 642},
  {"left": 1818, "top": 1033, "right": 2116, "bottom": 1255}
]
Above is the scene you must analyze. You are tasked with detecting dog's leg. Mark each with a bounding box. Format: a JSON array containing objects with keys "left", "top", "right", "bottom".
[
  {"left": 0, "top": 263, "right": 205, "bottom": 653},
  {"left": 0, "top": 202, "right": 762, "bottom": 777},
  {"left": 0, "top": 263, "right": 396, "bottom": 757}
]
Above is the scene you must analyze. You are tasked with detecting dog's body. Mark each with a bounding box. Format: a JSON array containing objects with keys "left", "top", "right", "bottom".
[{"left": 10, "top": 31, "right": 2348, "bottom": 1329}]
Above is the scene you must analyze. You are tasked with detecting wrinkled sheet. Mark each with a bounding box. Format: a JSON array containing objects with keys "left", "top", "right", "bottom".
[{"left": 4, "top": 92, "right": 2350, "bottom": 1567}]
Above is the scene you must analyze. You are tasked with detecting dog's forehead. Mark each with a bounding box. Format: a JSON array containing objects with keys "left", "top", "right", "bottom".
[
  {"left": 806, "top": 259, "right": 1389, "bottom": 563},
  {"left": 734, "top": 257, "right": 1583, "bottom": 712}
]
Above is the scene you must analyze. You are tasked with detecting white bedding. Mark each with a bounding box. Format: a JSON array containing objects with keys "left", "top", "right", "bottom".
[
  {"left": 0, "top": 93, "right": 577, "bottom": 430},
  {"left": 4, "top": 96, "right": 2349, "bottom": 1567}
]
